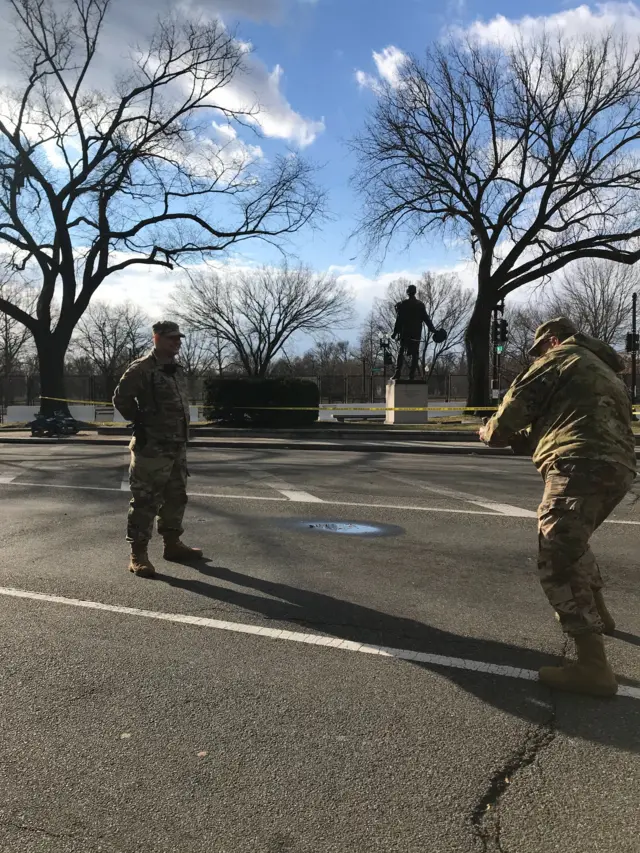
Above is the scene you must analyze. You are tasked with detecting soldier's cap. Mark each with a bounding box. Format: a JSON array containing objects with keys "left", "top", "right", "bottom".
[
  {"left": 152, "top": 321, "right": 184, "bottom": 338},
  {"left": 529, "top": 317, "right": 577, "bottom": 356}
]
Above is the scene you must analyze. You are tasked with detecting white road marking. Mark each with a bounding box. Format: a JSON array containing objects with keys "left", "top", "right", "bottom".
[
  {"left": 0, "top": 585, "right": 637, "bottom": 700},
  {"left": 468, "top": 500, "right": 537, "bottom": 518},
  {"left": 0, "top": 479, "right": 638, "bottom": 523},
  {"left": 378, "top": 471, "right": 537, "bottom": 517},
  {"left": 0, "top": 473, "right": 18, "bottom": 483},
  {"left": 246, "top": 469, "right": 324, "bottom": 503},
  {"left": 277, "top": 489, "right": 325, "bottom": 503}
]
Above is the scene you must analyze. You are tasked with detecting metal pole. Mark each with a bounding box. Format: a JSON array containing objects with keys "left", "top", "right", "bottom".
[
  {"left": 632, "top": 292, "right": 637, "bottom": 408},
  {"left": 497, "top": 299, "right": 504, "bottom": 398},
  {"left": 491, "top": 304, "right": 499, "bottom": 401}
]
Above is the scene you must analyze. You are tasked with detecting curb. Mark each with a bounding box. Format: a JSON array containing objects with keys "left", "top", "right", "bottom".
[{"left": 94, "top": 427, "right": 480, "bottom": 441}]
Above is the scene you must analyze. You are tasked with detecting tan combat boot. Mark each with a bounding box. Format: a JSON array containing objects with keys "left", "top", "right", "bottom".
[
  {"left": 162, "top": 535, "right": 203, "bottom": 562},
  {"left": 539, "top": 633, "right": 618, "bottom": 697},
  {"left": 129, "top": 543, "right": 156, "bottom": 578}
]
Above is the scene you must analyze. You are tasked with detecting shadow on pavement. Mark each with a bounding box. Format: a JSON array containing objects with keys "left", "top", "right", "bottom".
[
  {"left": 613, "top": 630, "right": 640, "bottom": 647},
  {"left": 156, "top": 562, "right": 640, "bottom": 755}
]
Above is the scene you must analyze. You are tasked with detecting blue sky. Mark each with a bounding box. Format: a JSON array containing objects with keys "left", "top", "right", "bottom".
[
  {"left": 152, "top": 0, "right": 640, "bottom": 334},
  {"left": 221, "top": 0, "right": 598, "bottom": 277},
  {"left": 4, "top": 0, "right": 640, "bottom": 336}
]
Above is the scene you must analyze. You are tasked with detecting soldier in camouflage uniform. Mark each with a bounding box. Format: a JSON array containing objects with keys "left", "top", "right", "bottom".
[
  {"left": 480, "top": 318, "right": 636, "bottom": 697},
  {"left": 113, "top": 321, "right": 202, "bottom": 578}
]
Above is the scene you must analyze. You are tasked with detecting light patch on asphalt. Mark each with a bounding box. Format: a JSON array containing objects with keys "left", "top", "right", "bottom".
[
  {"left": 284, "top": 519, "right": 405, "bottom": 537},
  {"left": 0, "top": 473, "right": 18, "bottom": 483},
  {"left": 0, "top": 585, "right": 638, "bottom": 700}
]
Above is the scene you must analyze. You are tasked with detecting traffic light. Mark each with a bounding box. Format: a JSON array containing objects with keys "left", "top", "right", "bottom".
[
  {"left": 492, "top": 319, "right": 508, "bottom": 354},
  {"left": 626, "top": 333, "right": 639, "bottom": 353}
]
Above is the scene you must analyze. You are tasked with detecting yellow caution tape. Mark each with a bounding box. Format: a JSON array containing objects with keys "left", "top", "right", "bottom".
[{"left": 35, "top": 395, "right": 640, "bottom": 415}]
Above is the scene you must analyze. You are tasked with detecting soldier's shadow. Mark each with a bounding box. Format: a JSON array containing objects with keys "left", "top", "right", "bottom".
[{"left": 156, "top": 562, "right": 640, "bottom": 756}]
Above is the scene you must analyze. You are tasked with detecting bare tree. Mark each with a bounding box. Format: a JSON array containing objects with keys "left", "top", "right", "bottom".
[
  {"left": 353, "top": 32, "right": 640, "bottom": 404},
  {"left": 0, "top": 0, "right": 323, "bottom": 412},
  {"left": 375, "top": 272, "right": 473, "bottom": 380},
  {"left": 547, "top": 258, "right": 638, "bottom": 347},
  {"left": 354, "top": 310, "right": 381, "bottom": 369},
  {"left": 178, "top": 328, "right": 225, "bottom": 378},
  {"left": 501, "top": 304, "right": 550, "bottom": 378},
  {"left": 306, "top": 339, "right": 351, "bottom": 374},
  {"left": 173, "top": 264, "right": 353, "bottom": 377},
  {"left": 70, "top": 300, "right": 149, "bottom": 396},
  {"left": 0, "top": 272, "right": 35, "bottom": 378}
]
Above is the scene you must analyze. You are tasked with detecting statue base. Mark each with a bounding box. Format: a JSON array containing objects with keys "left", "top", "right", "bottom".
[{"left": 385, "top": 379, "right": 428, "bottom": 425}]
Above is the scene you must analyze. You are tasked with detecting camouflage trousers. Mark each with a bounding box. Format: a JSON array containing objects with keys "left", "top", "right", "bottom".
[
  {"left": 538, "top": 459, "right": 635, "bottom": 636},
  {"left": 126, "top": 442, "right": 188, "bottom": 544}
]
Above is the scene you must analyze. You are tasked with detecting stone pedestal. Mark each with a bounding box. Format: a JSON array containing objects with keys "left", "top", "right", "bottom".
[{"left": 385, "top": 380, "right": 428, "bottom": 425}]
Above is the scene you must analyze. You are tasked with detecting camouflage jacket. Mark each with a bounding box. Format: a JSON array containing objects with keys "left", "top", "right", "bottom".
[
  {"left": 113, "top": 351, "right": 190, "bottom": 448},
  {"left": 483, "top": 333, "right": 636, "bottom": 475}
]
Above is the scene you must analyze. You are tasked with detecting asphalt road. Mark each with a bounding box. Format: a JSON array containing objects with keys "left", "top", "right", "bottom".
[{"left": 0, "top": 445, "right": 638, "bottom": 853}]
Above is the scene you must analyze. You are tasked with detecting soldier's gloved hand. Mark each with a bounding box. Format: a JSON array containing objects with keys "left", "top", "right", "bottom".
[
  {"left": 131, "top": 419, "right": 148, "bottom": 450},
  {"left": 509, "top": 430, "right": 533, "bottom": 457}
]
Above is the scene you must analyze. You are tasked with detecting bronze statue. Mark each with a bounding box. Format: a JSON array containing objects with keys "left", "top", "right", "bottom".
[{"left": 392, "top": 284, "right": 447, "bottom": 380}]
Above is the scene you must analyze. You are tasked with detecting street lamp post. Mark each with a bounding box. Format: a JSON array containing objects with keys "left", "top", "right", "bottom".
[
  {"left": 632, "top": 292, "right": 637, "bottom": 410},
  {"left": 380, "top": 334, "right": 391, "bottom": 385}
]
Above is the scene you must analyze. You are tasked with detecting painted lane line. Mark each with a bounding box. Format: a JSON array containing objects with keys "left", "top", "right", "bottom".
[
  {"left": 277, "top": 489, "right": 325, "bottom": 503},
  {"left": 0, "top": 473, "right": 18, "bottom": 483},
  {"left": 253, "top": 471, "right": 324, "bottom": 504},
  {"left": 468, "top": 500, "right": 537, "bottom": 518},
  {"left": 0, "top": 586, "right": 637, "bottom": 700},
  {"left": 0, "top": 480, "right": 638, "bottom": 523},
  {"left": 378, "top": 471, "right": 538, "bottom": 518}
]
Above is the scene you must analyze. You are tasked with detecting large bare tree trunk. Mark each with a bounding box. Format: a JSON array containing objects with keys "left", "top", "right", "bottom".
[
  {"left": 465, "top": 289, "right": 494, "bottom": 408},
  {"left": 35, "top": 333, "right": 71, "bottom": 416}
]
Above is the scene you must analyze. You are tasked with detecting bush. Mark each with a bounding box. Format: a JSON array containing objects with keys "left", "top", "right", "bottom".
[{"left": 203, "top": 377, "right": 319, "bottom": 427}]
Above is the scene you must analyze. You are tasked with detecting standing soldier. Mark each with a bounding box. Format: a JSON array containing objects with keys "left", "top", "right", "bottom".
[
  {"left": 113, "top": 321, "right": 202, "bottom": 578},
  {"left": 480, "top": 318, "right": 636, "bottom": 697}
]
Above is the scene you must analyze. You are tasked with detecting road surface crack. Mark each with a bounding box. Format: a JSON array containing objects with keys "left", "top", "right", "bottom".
[
  {"left": 0, "top": 819, "right": 126, "bottom": 851},
  {"left": 470, "top": 640, "right": 566, "bottom": 852}
]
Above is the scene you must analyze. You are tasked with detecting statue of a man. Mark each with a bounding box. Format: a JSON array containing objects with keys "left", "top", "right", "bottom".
[{"left": 392, "top": 284, "right": 447, "bottom": 380}]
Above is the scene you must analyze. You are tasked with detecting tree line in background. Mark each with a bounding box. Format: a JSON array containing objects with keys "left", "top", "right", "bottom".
[
  {"left": 1, "top": 255, "right": 637, "bottom": 406},
  {"left": 1, "top": 2, "right": 640, "bottom": 407}
]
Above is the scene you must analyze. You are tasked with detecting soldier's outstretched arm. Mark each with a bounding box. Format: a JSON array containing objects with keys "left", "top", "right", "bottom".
[
  {"left": 481, "top": 360, "right": 559, "bottom": 447},
  {"left": 113, "top": 364, "right": 144, "bottom": 421}
]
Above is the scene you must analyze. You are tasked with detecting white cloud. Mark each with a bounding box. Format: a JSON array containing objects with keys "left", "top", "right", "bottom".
[
  {"left": 356, "top": 45, "right": 409, "bottom": 93},
  {"left": 373, "top": 46, "right": 409, "bottom": 87},
  {"left": 213, "top": 59, "right": 325, "bottom": 147},
  {"left": 0, "top": 0, "right": 323, "bottom": 151},
  {"left": 466, "top": 3, "right": 640, "bottom": 46},
  {"left": 97, "top": 256, "right": 261, "bottom": 321}
]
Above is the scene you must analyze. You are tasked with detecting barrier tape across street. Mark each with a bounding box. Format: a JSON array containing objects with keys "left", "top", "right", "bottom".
[{"left": 38, "top": 395, "right": 497, "bottom": 413}]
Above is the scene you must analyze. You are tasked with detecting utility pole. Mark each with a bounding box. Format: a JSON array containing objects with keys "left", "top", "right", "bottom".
[
  {"left": 632, "top": 292, "right": 637, "bottom": 410},
  {"left": 627, "top": 293, "right": 638, "bottom": 413}
]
